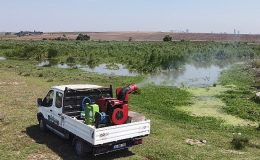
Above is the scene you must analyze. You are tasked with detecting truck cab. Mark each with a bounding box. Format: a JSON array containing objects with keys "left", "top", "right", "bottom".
[
  {"left": 36, "top": 84, "right": 150, "bottom": 156},
  {"left": 38, "top": 87, "right": 66, "bottom": 136}
]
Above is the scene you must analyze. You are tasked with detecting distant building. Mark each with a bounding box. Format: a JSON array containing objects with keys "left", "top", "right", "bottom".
[
  {"left": 5, "top": 32, "right": 11, "bottom": 36},
  {"left": 15, "top": 30, "right": 43, "bottom": 37}
]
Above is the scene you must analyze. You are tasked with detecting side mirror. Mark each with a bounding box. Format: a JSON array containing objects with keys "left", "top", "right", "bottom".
[{"left": 37, "top": 98, "right": 43, "bottom": 106}]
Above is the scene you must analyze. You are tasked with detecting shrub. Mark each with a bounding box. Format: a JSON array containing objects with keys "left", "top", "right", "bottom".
[
  {"left": 231, "top": 133, "right": 249, "bottom": 150},
  {"left": 47, "top": 79, "right": 53, "bottom": 82},
  {"left": 54, "top": 37, "right": 68, "bottom": 41},
  {"left": 257, "top": 123, "right": 260, "bottom": 131},
  {"left": 163, "top": 35, "right": 172, "bottom": 42},
  {"left": 76, "top": 34, "right": 90, "bottom": 41},
  {"left": 47, "top": 48, "right": 58, "bottom": 58},
  {"left": 66, "top": 56, "right": 75, "bottom": 63}
]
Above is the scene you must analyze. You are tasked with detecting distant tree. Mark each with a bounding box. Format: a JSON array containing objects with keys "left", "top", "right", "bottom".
[
  {"left": 163, "top": 35, "right": 172, "bottom": 42},
  {"left": 76, "top": 34, "right": 90, "bottom": 41},
  {"left": 128, "top": 37, "right": 133, "bottom": 42}
]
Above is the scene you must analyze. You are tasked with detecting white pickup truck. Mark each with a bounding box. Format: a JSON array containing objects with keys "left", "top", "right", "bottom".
[{"left": 36, "top": 84, "right": 150, "bottom": 156}]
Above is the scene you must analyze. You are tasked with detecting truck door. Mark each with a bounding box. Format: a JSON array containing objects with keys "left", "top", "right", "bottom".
[
  {"left": 51, "top": 91, "right": 64, "bottom": 127},
  {"left": 42, "top": 90, "right": 68, "bottom": 138},
  {"left": 41, "top": 90, "right": 55, "bottom": 120}
]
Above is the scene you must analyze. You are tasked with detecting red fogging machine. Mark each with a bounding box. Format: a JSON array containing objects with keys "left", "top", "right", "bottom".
[{"left": 96, "top": 84, "right": 138, "bottom": 127}]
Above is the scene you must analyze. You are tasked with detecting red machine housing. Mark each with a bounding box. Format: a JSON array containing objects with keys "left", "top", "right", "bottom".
[
  {"left": 111, "top": 104, "right": 129, "bottom": 125},
  {"left": 116, "top": 84, "right": 138, "bottom": 102},
  {"left": 96, "top": 84, "right": 139, "bottom": 125},
  {"left": 96, "top": 98, "right": 110, "bottom": 112}
]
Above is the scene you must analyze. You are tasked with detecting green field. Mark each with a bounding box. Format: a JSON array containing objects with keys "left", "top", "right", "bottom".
[{"left": 0, "top": 41, "right": 260, "bottom": 160}]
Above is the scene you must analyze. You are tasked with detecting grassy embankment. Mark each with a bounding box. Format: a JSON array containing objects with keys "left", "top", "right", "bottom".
[{"left": 0, "top": 59, "right": 260, "bottom": 160}]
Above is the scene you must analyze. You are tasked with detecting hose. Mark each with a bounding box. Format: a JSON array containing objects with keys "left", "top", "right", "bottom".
[
  {"left": 82, "top": 97, "right": 92, "bottom": 111},
  {"left": 117, "top": 86, "right": 130, "bottom": 101}
]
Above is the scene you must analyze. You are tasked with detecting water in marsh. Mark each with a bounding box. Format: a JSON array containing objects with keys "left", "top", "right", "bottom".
[
  {"left": 0, "top": 57, "right": 6, "bottom": 60},
  {"left": 36, "top": 56, "right": 250, "bottom": 87},
  {"left": 79, "top": 64, "right": 138, "bottom": 76},
  {"left": 147, "top": 64, "right": 228, "bottom": 87},
  {"left": 37, "top": 61, "right": 138, "bottom": 76},
  {"left": 37, "top": 61, "right": 74, "bottom": 69},
  {"left": 37, "top": 60, "right": 50, "bottom": 67},
  {"left": 57, "top": 63, "right": 71, "bottom": 69}
]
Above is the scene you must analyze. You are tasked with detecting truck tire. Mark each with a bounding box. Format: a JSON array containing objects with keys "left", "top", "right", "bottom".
[
  {"left": 74, "top": 138, "right": 92, "bottom": 157},
  {"left": 75, "top": 139, "right": 87, "bottom": 157},
  {"left": 39, "top": 118, "right": 47, "bottom": 132}
]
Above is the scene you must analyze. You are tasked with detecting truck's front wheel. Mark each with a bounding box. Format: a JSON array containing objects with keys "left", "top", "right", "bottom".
[{"left": 39, "top": 119, "right": 47, "bottom": 132}]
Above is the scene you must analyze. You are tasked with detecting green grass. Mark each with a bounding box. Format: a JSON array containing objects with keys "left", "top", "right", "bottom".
[
  {"left": 0, "top": 59, "right": 260, "bottom": 160},
  {"left": 218, "top": 65, "right": 260, "bottom": 121}
]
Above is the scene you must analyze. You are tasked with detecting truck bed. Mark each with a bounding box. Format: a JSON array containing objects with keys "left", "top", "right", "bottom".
[{"left": 63, "top": 115, "right": 150, "bottom": 145}]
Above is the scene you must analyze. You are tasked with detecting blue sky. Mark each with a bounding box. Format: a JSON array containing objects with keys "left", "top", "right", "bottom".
[{"left": 0, "top": 0, "right": 259, "bottom": 33}]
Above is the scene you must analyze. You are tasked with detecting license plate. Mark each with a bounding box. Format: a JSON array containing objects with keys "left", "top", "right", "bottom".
[{"left": 113, "top": 143, "right": 126, "bottom": 149}]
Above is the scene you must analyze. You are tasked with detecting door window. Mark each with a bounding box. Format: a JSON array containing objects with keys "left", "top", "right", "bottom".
[
  {"left": 55, "top": 92, "right": 63, "bottom": 108},
  {"left": 42, "top": 90, "right": 54, "bottom": 107}
]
